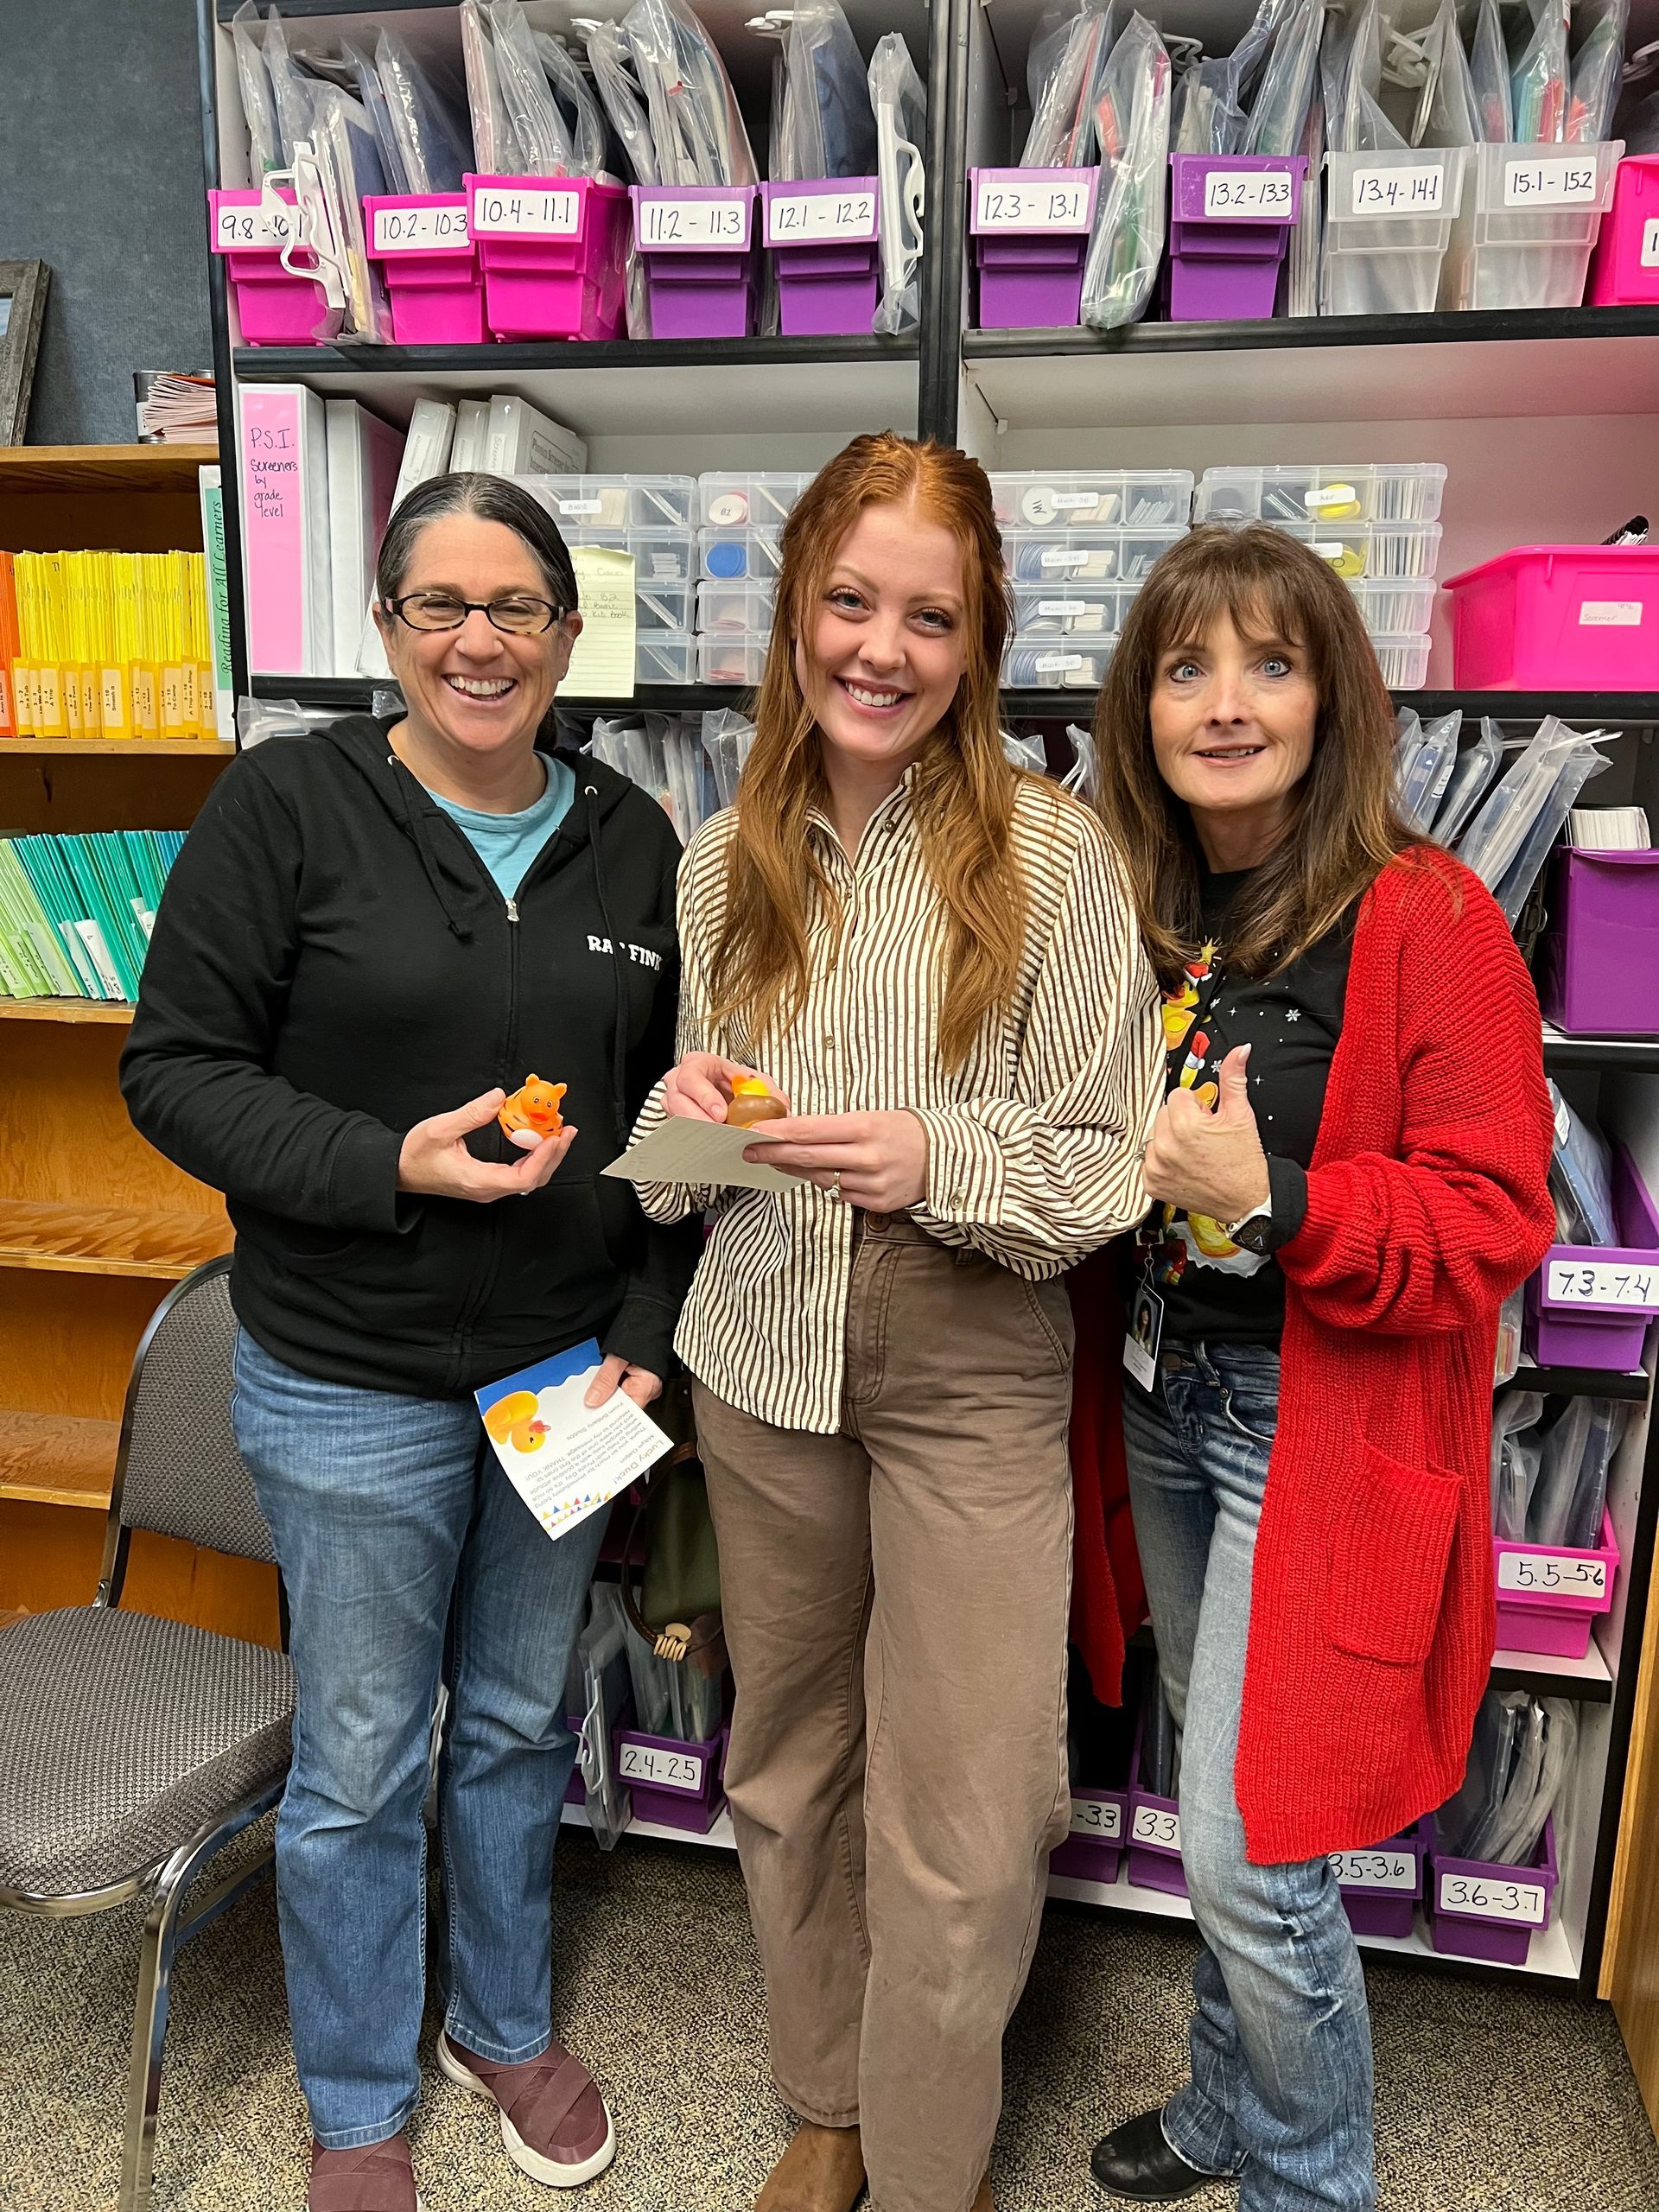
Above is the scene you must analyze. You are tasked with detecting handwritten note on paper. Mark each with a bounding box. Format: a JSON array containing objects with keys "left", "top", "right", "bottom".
[
  {"left": 564, "top": 546, "right": 636, "bottom": 698},
  {"left": 603, "top": 1118, "right": 796, "bottom": 1194}
]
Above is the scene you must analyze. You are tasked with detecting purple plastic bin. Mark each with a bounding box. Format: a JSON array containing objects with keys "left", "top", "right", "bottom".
[
  {"left": 363, "top": 194, "right": 484, "bottom": 345},
  {"left": 467, "top": 174, "right": 628, "bottom": 341},
  {"left": 208, "top": 188, "right": 340, "bottom": 346},
  {"left": 1167, "top": 156, "right": 1307, "bottom": 322},
  {"left": 616, "top": 1725, "right": 724, "bottom": 1834},
  {"left": 1331, "top": 1818, "right": 1432, "bottom": 1939},
  {"left": 1540, "top": 848, "right": 1659, "bottom": 1037},
  {"left": 1429, "top": 1817, "right": 1558, "bottom": 1966},
  {"left": 631, "top": 186, "right": 757, "bottom": 339},
  {"left": 969, "top": 168, "right": 1099, "bottom": 330},
  {"left": 1494, "top": 1510, "right": 1618, "bottom": 1658},
  {"left": 1526, "top": 1144, "right": 1659, "bottom": 1371},
  {"left": 1126, "top": 1711, "right": 1187, "bottom": 1897},
  {"left": 761, "top": 179, "right": 880, "bottom": 336},
  {"left": 1049, "top": 1786, "right": 1129, "bottom": 1885}
]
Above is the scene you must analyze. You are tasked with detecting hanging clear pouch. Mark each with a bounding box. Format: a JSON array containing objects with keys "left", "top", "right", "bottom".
[
  {"left": 461, "top": 0, "right": 522, "bottom": 175},
  {"left": 1546, "top": 1077, "right": 1618, "bottom": 1246},
  {"left": 779, "top": 1, "right": 878, "bottom": 181},
  {"left": 1491, "top": 740, "right": 1611, "bottom": 926},
  {"left": 624, "top": 0, "right": 757, "bottom": 188},
  {"left": 1569, "top": 0, "right": 1630, "bottom": 143},
  {"left": 375, "top": 29, "right": 473, "bottom": 194},
  {"left": 1080, "top": 14, "right": 1173, "bottom": 330},
  {"left": 489, "top": 0, "right": 575, "bottom": 175},
  {"left": 587, "top": 20, "right": 659, "bottom": 184},
  {"left": 1431, "top": 718, "right": 1502, "bottom": 845},
  {"left": 1527, "top": 1396, "right": 1592, "bottom": 1547},
  {"left": 702, "top": 709, "right": 756, "bottom": 808},
  {"left": 232, "top": 3, "right": 281, "bottom": 176},
  {"left": 1565, "top": 1402, "right": 1624, "bottom": 1548},
  {"left": 1022, "top": 1, "right": 1119, "bottom": 166},
  {"left": 1510, "top": 0, "right": 1571, "bottom": 145},
  {"left": 870, "top": 35, "right": 926, "bottom": 338},
  {"left": 1397, "top": 709, "right": 1462, "bottom": 833},
  {"left": 1243, "top": 0, "right": 1323, "bottom": 156}
]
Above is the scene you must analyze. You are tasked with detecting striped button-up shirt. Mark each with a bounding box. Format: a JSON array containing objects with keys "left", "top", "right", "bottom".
[{"left": 633, "top": 771, "right": 1164, "bottom": 1433}]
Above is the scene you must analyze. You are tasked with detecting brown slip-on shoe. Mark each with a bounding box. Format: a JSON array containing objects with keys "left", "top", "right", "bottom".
[
  {"left": 755, "top": 2122, "right": 867, "bottom": 2212},
  {"left": 307, "top": 2134, "right": 423, "bottom": 2212},
  {"left": 438, "top": 2031, "right": 615, "bottom": 2187}
]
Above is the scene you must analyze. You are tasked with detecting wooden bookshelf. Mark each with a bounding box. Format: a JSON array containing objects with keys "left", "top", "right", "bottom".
[
  {"left": 0, "top": 736, "right": 235, "bottom": 757},
  {"left": 0, "top": 1409, "right": 120, "bottom": 1510},
  {"left": 0, "top": 998, "right": 134, "bottom": 1024},
  {"left": 0, "top": 1198, "right": 232, "bottom": 1279}
]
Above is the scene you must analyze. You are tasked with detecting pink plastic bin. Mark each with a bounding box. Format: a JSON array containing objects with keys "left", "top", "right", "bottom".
[
  {"left": 1525, "top": 1145, "right": 1659, "bottom": 1370},
  {"left": 615, "top": 1725, "right": 725, "bottom": 1834},
  {"left": 1444, "top": 543, "right": 1659, "bottom": 690},
  {"left": 1429, "top": 1817, "right": 1558, "bottom": 1967},
  {"left": 1049, "top": 1784, "right": 1129, "bottom": 1885},
  {"left": 363, "top": 193, "right": 484, "bottom": 345},
  {"left": 208, "top": 188, "right": 340, "bottom": 346},
  {"left": 467, "top": 174, "right": 628, "bottom": 341},
  {"left": 1126, "top": 1712, "right": 1187, "bottom": 1897},
  {"left": 969, "top": 168, "right": 1099, "bottom": 330},
  {"left": 1493, "top": 1510, "right": 1618, "bottom": 1659},
  {"left": 1332, "top": 1818, "right": 1432, "bottom": 1940},
  {"left": 1540, "top": 848, "right": 1659, "bottom": 1036},
  {"left": 1588, "top": 156, "right": 1659, "bottom": 304}
]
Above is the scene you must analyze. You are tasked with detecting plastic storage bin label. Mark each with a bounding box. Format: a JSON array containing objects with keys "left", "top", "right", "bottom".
[
  {"left": 1643, "top": 219, "right": 1659, "bottom": 268},
  {"left": 1131, "top": 1803, "right": 1180, "bottom": 1849},
  {"left": 975, "top": 175, "right": 1093, "bottom": 232},
  {"left": 1329, "top": 1847, "right": 1417, "bottom": 1891},
  {"left": 1580, "top": 601, "right": 1643, "bottom": 626},
  {"left": 1503, "top": 156, "right": 1600, "bottom": 208},
  {"left": 1545, "top": 1258, "right": 1659, "bottom": 1306},
  {"left": 1351, "top": 162, "right": 1446, "bottom": 216},
  {"left": 1436, "top": 1869, "right": 1546, "bottom": 1924},
  {"left": 372, "top": 205, "right": 470, "bottom": 253},
  {"left": 1497, "top": 1549, "right": 1608, "bottom": 1596},
  {"left": 619, "top": 1740, "right": 708, "bottom": 1794},
  {"left": 1204, "top": 168, "right": 1295, "bottom": 218},
  {"left": 212, "top": 198, "right": 297, "bottom": 251},
  {"left": 1037, "top": 652, "right": 1084, "bottom": 671},
  {"left": 766, "top": 189, "right": 877, "bottom": 244},
  {"left": 471, "top": 185, "right": 582, "bottom": 237},
  {"left": 636, "top": 193, "right": 750, "bottom": 249},
  {"left": 1038, "top": 599, "right": 1089, "bottom": 614},
  {"left": 1070, "top": 1797, "right": 1123, "bottom": 1840}
]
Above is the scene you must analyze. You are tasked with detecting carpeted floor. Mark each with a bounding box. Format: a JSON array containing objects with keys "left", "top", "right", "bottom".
[{"left": 3, "top": 1827, "right": 1655, "bottom": 2212}]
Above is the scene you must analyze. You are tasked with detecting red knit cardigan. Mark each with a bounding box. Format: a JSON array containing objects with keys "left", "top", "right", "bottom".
[{"left": 1230, "top": 848, "right": 1555, "bottom": 1864}]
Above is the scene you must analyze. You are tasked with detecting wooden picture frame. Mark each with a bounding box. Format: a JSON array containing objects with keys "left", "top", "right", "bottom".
[{"left": 0, "top": 260, "right": 49, "bottom": 446}]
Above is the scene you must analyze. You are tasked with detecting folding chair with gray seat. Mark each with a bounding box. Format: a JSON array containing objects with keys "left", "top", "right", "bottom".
[{"left": 0, "top": 1256, "right": 294, "bottom": 2212}]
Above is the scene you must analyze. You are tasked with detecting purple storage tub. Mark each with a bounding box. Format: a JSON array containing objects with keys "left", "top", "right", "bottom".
[
  {"left": 1540, "top": 849, "right": 1659, "bottom": 1037},
  {"left": 363, "top": 194, "right": 483, "bottom": 345},
  {"left": 1331, "top": 1818, "right": 1432, "bottom": 1938},
  {"left": 1167, "top": 156, "right": 1307, "bottom": 321},
  {"left": 467, "top": 174, "right": 629, "bottom": 341},
  {"left": 1526, "top": 1144, "right": 1659, "bottom": 1370},
  {"left": 616, "top": 1726, "right": 725, "bottom": 1834},
  {"left": 761, "top": 179, "right": 880, "bottom": 335},
  {"left": 631, "top": 185, "right": 758, "bottom": 339},
  {"left": 969, "top": 168, "right": 1099, "bottom": 330},
  {"left": 1049, "top": 1785, "right": 1129, "bottom": 1885},
  {"left": 1495, "top": 1510, "right": 1618, "bottom": 1658},
  {"left": 1126, "top": 1712, "right": 1187, "bottom": 1896},
  {"left": 1430, "top": 1816, "right": 1558, "bottom": 1966},
  {"left": 208, "top": 188, "right": 340, "bottom": 346}
]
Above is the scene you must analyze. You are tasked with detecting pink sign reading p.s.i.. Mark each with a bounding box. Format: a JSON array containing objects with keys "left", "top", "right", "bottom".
[{"left": 239, "top": 385, "right": 316, "bottom": 675}]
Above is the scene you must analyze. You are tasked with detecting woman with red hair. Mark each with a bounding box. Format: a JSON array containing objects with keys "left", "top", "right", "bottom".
[{"left": 633, "top": 433, "right": 1163, "bottom": 2212}]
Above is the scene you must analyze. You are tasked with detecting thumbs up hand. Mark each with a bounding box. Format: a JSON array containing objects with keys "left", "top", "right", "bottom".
[{"left": 1142, "top": 1045, "right": 1271, "bottom": 1226}]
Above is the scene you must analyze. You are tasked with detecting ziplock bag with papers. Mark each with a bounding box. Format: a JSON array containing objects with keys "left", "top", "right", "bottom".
[
  {"left": 1546, "top": 1078, "right": 1618, "bottom": 1245},
  {"left": 1023, "top": 0, "right": 1121, "bottom": 166},
  {"left": 1510, "top": 0, "right": 1572, "bottom": 145},
  {"left": 1527, "top": 1395, "right": 1624, "bottom": 1547},
  {"left": 702, "top": 709, "right": 756, "bottom": 808},
  {"left": 1432, "top": 719, "right": 1503, "bottom": 845},
  {"left": 1569, "top": 0, "right": 1630, "bottom": 143},
  {"left": 1455, "top": 719, "right": 1599, "bottom": 894},
  {"left": 1174, "top": 0, "right": 1283, "bottom": 156},
  {"left": 870, "top": 34, "right": 926, "bottom": 336},
  {"left": 1470, "top": 0, "right": 1514, "bottom": 141},
  {"left": 1080, "top": 14, "right": 1173, "bottom": 330},
  {"left": 232, "top": 3, "right": 282, "bottom": 175},
  {"left": 1395, "top": 708, "right": 1461, "bottom": 833},
  {"left": 624, "top": 0, "right": 758, "bottom": 187},
  {"left": 588, "top": 20, "right": 659, "bottom": 181},
  {"left": 1243, "top": 0, "right": 1323, "bottom": 156},
  {"left": 1407, "top": 0, "right": 1479, "bottom": 147},
  {"left": 772, "top": 1, "right": 878, "bottom": 181},
  {"left": 374, "top": 27, "right": 472, "bottom": 192}
]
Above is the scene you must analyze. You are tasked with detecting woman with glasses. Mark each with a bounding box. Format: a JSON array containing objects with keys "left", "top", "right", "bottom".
[{"left": 123, "top": 473, "right": 697, "bottom": 2212}]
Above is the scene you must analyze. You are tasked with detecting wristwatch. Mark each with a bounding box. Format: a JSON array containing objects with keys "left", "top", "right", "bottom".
[{"left": 1224, "top": 1192, "right": 1274, "bottom": 1255}]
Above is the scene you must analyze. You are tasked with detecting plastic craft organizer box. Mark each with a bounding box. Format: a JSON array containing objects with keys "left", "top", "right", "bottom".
[
  {"left": 362, "top": 194, "right": 485, "bottom": 345},
  {"left": 1588, "top": 155, "right": 1659, "bottom": 304},
  {"left": 1166, "top": 155, "right": 1307, "bottom": 321},
  {"left": 1440, "top": 139, "right": 1623, "bottom": 313},
  {"left": 467, "top": 174, "right": 629, "bottom": 341},
  {"left": 1540, "top": 848, "right": 1659, "bottom": 1036},
  {"left": 968, "top": 167, "right": 1100, "bottom": 330},
  {"left": 630, "top": 185, "right": 759, "bottom": 339},
  {"left": 1493, "top": 1510, "right": 1619, "bottom": 1660},
  {"left": 1444, "top": 543, "right": 1659, "bottom": 690},
  {"left": 1525, "top": 1144, "right": 1659, "bottom": 1372},
  {"left": 208, "top": 188, "right": 340, "bottom": 346},
  {"left": 1320, "top": 148, "right": 1471, "bottom": 317}
]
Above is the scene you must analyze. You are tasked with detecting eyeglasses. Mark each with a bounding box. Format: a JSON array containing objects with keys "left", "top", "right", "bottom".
[{"left": 384, "top": 591, "right": 568, "bottom": 637}]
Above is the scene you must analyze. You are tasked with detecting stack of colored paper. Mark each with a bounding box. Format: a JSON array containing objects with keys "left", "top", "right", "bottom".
[
  {"left": 0, "top": 830, "right": 186, "bottom": 1003},
  {"left": 0, "top": 550, "right": 215, "bottom": 741}
]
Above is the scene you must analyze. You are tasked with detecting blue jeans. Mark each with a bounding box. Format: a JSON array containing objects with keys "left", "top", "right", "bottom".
[
  {"left": 232, "top": 1328, "right": 605, "bottom": 2149},
  {"left": 1122, "top": 1340, "right": 1376, "bottom": 2212}
]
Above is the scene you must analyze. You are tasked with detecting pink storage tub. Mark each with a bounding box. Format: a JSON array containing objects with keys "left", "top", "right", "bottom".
[
  {"left": 1588, "top": 156, "right": 1659, "bottom": 304},
  {"left": 1525, "top": 1144, "right": 1659, "bottom": 1370},
  {"left": 1331, "top": 1817, "right": 1432, "bottom": 1939},
  {"left": 616, "top": 1725, "right": 725, "bottom": 1834},
  {"left": 1126, "top": 1711, "right": 1187, "bottom": 1897},
  {"left": 467, "top": 174, "right": 628, "bottom": 341},
  {"left": 1444, "top": 543, "right": 1659, "bottom": 690},
  {"left": 1429, "top": 1816, "right": 1558, "bottom": 1967},
  {"left": 1494, "top": 1510, "right": 1618, "bottom": 1659},
  {"left": 208, "top": 188, "right": 340, "bottom": 346},
  {"left": 1049, "top": 1784, "right": 1128, "bottom": 1885},
  {"left": 1539, "top": 848, "right": 1659, "bottom": 1036},
  {"left": 969, "top": 168, "right": 1100, "bottom": 330},
  {"left": 363, "top": 193, "right": 484, "bottom": 345}
]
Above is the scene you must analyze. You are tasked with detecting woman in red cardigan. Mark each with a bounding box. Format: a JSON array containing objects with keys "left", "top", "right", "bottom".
[{"left": 1087, "top": 524, "right": 1554, "bottom": 2212}]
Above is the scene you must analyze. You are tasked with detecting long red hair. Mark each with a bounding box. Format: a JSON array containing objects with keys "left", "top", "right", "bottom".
[{"left": 709, "top": 432, "right": 1029, "bottom": 1068}]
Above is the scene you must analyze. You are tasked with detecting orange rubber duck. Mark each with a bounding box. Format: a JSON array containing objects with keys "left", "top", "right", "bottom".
[{"left": 499, "top": 1076, "right": 567, "bottom": 1147}]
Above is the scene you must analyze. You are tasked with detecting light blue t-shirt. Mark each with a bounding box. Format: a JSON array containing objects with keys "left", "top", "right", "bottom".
[{"left": 431, "top": 756, "right": 576, "bottom": 900}]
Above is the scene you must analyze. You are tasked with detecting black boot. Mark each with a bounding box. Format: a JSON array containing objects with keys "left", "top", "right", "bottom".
[{"left": 1090, "top": 2108, "right": 1230, "bottom": 2203}]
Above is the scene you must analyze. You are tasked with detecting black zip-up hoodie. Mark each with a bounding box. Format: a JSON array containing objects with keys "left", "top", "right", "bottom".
[{"left": 121, "top": 715, "right": 701, "bottom": 1398}]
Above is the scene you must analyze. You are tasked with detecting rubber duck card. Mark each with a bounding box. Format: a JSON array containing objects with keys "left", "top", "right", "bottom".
[{"left": 476, "top": 1338, "right": 671, "bottom": 1542}]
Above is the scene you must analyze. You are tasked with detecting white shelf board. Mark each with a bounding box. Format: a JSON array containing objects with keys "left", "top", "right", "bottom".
[
  {"left": 561, "top": 1797, "right": 737, "bottom": 1851},
  {"left": 1491, "top": 1641, "right": 1613, "bottom": 1692}
]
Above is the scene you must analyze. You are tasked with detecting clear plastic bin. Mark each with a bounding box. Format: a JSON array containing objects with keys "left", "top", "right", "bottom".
[
  {"left": 698, "top": 472, "right": 813, "bottom": 527},
  {"left": 1003, "top": 635, "right": 1118, "bottom": 688},
  {"left": 700, "top": 525, "right": 785, "bottom": 582},
  {"left": 698, "top": 631, "right": 772, "bottom": 684},
  {"left": 1350, "top": 579, "right": 1438, "bottom": 635},
  {"left": 524, "top": 474, "right": 696, "bottom": 528},
  {"left": 632, "top": 579, "right": 695, "bottom": 632},
  {"left": 1321, "top": 148, "right": 1471, "bottom": 315},
  {"left": 1009, "top": 584, "right": 1135, "bottom": 636},
  {"left": 1440, "top": 140, "right": 1623, "bottom": 312},
  {"left": 636, "top": 630, "right": 696, "bottom": 684},
  {"left": 696, "top": 581, "right": 777, "bottom": 633},
  {"left": 1368, "top": 633, "right": 1432, "bottom": 687},
  {"left": 988, "top": 470, "right": 1193, "bottom": 530},
  {"left": 1195, "top": 463, "right": 1446, "bottom": 526},
  {"left": 1002, "top": 527, "right": 1186, "bottom": 585},
  {"left": 560, "top": 524, "right": 696, "bottom": 583},
  {"left": 1277, "top": 519, "right": 1443, "bottom": 581}
]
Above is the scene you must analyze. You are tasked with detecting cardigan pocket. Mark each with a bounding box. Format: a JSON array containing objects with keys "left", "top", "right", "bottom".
[{"left": 1330, "top": 1440, "right": 1461, "bottom": 1668}]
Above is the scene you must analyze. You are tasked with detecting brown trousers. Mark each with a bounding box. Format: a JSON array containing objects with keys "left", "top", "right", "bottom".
[{"left": 693, "top": 1213, "right": 1077, "bottom": 2212}]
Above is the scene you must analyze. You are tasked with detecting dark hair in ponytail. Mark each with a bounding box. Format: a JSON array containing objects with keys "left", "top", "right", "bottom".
[{"left": 374, "top": 471, "right": 579, "bottom": 613}]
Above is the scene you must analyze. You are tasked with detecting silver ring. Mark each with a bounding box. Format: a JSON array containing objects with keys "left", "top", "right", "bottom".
[{"left": 826, "top": 1171, "right": 842, "bottom": 1203}]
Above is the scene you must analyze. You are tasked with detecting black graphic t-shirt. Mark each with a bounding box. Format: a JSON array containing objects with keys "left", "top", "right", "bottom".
[{"left": 1138, "top": 867, "right": 1354, "bottom": 1347}]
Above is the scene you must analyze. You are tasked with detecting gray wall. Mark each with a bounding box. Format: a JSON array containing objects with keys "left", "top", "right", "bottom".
[{"left": 2, "top": 0, "right": 213, "bottom": 445}]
